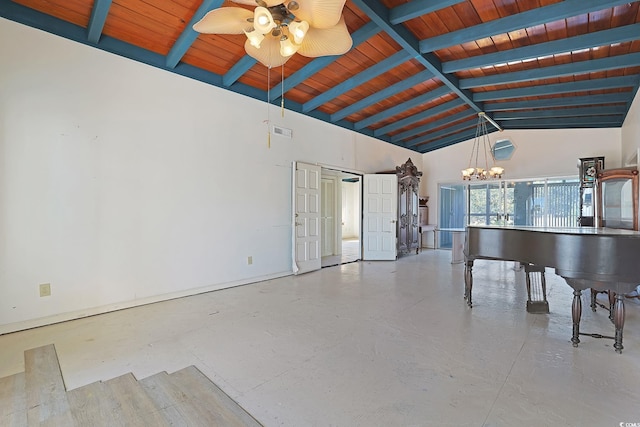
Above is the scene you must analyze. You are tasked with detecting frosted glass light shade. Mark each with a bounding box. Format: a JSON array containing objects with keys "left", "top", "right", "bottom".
[
  {"left": 288, "top": 21, "right": 309, "bottom": 44},
  {"left": 280, "top": 37, "right": 300, "bottom": 56},
  {"left": 244, "top": 29, "right": 265, "bottom": 48},
  {"left": 254, "top": 7, "right": 276, "bottom": 34}
]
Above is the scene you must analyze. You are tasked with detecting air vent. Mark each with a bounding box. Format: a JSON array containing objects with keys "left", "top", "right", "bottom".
[{"left": 272, "top": 125, "right": 292, "bottom": 139}]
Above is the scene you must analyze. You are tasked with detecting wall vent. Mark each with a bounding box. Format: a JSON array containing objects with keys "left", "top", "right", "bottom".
[{"left": 272, "top": 125, "right": 292, "bottom": 139}]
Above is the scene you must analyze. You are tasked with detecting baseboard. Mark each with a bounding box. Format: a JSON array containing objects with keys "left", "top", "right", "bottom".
[{"left": 0, "top": 271, "right": 292, "bottom": 336}]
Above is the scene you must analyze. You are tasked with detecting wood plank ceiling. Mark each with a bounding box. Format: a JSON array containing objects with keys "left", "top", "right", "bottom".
[{"left": 2, "top": 0, "right": 640, "bottom": 153}]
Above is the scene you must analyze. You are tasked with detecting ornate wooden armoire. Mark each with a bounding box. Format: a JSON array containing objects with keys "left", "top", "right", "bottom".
[{"left": 396, "top": 158, "right": 423, "bottom": 255}]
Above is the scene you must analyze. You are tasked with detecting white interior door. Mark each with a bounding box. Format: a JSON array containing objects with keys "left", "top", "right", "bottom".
[
  {"left": 363, "top": 174, "right": 398, "bottom": 260},
  {"left": 292, "top": 161, "right": 321, "bottom": 274}
]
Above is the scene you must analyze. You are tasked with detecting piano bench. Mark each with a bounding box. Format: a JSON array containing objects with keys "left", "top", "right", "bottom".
[{"left": 523, "top": 263, "right": 550, "bottom": 314}]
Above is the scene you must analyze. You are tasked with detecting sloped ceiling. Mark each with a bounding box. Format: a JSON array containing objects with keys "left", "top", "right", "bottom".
[{"left": 2, "top": 0, "right": 639, "bottom": 153}]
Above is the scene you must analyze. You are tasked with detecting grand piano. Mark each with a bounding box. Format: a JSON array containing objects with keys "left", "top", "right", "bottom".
[{"left": 464, "top": 225, "right": 640, "bottom": 353}]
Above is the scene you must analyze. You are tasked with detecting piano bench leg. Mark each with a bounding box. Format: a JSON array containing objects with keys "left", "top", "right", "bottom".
[
  {"left": 464, "top": 260, "right": 473, "bottom": 308},
  {"left": 571, "top": 290, "right": 582, "bottom": 347}
]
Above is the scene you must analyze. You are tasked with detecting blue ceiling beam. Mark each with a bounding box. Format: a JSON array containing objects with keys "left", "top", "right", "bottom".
[
  {"left": 356, "top": 85, "right": 450, "bottom": 130},
  {"left": 223, "top": 56, "right": 257, "bottom": 87},
  {"left": 166, "top": 0, "right": 224, "bottom": 69},
  {"left": 302, "top": 50, "right": 411, "bottom": 112},
  {"left": 87, "top": 0, "right": 112, "bottom": 43},
  {"left": 483, "top": 93, "right": 631, "bottom": 111},
  {"left": 503, "top": 117, "right": 623, "bottom": 128},
  {"left": 390, "top": 0, "right": 464, "bottom": 24},
  {"left": 404, "top": 117, "right": 476, "bottom": 148},
  {"left": 332, "top": 70, "right": 434, "bottom": 123},
  {"left": 416, "top": 128, "right": 480, "bottom": 152},
  {"left": 444, "top": 23, "right": 640, "bottom": 73},
  {"left": 391, "top": 109, "right": 475, "bottom": 142},
  {"left": 421, "top": 0, "right": 633, "bottom": 54},
  {"left": 374, "top": 98, "right": 465, "bottom": 136},
  {"left": 270, "top": 22, "right": 380, "bottom": 101},
  {"left": 474, "top": 75, "right": 639, "bottom": 102},
  {"left": 494, "top": 105, "right": 627, "bottom": 121},
  {"left": 351, "top": 0, "right": 484, "bottom": 113},
  {"left": 460, "top": 52, "right": 640, "bottom": 89}
]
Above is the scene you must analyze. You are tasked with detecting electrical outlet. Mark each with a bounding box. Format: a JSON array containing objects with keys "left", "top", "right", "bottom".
[
  {"left": 247, "top": 256, "right": 253, "bottom": 265},
  {"left": 39, "top": 283, "right": 51, "bottom": 297}
]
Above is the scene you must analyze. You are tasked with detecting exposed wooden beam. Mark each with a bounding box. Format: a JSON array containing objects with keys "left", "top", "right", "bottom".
[
  {"left": 371, "top": 94, "right": 463, "bottom": 136},
  {"left": 494, "top": 105, "right": 627, "bottom": 121},
  {"left": 474, "top": 75, "right": 639, "bottom": 102},
  {"left": 351, "top": 0, "right": 484, "bottom": 113},
  {"left": 355, "top": 85, "right": 450, "bottom": 130},
  {"left": 460, "top": 53, "right": 640, "bottom": 89},
  {"left": 503, "top": 117, "right": 623, "bottom": 128},
  {"left": 332, "top": 70, "right": 434, "bottom": 123},
  {"left": 421, "top": 0, "right": 634, "bottom": 53},
  {"left": 302, "top": 51, "right": 411, "bottom": 113},
  {"left": 483, "top": 93, "right": 631, "bottom": 111},
  {"left": 87, "top": 0, "right": 112, "bottom": 44},
  {"left": 166, "top": 0, "right": 224, "bottom": 69},
  {"left": 444, "top": 23, "right": 640, "bottom": 73},
  {"left": 390, "top": 0, "right": 464, "bottom": 24},
  {"left": 270, "top": 22, "right": 380, "bottom": 101},
  {"left": 404, "top": 117, "right": 476, "bottom": 148},
  {"left": 222, "top": 56, "right": 257, "bottom": 87},
  {"left": 390, "top": 110, "right": 475, "bottom": 142}
]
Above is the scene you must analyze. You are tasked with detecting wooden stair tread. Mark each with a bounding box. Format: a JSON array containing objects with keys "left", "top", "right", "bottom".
[
  {"left": 67, "top": 380, "right": 118, "bottom": 426},
  {"left": 0, "top": 372, "right": 26, "bottom": 426},
  {"left": 103, "top": 373, "right": 169, "bottom": 426},
  {"left": 140, "top": 366, "right": 261, "bottom": 427},
  {"left": 24, "top": 344, "right": 75, "bottom": 426}
]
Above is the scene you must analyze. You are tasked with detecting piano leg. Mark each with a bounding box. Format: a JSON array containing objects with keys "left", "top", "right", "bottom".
[
  {"left": 613, "top": 293, "right": 625, "bottom": 353},
  {"left": 464, "top": 260, "right": 473, "bottom": 308},
  {"left": 571, "top": 290, "right": 582, "bottom": 347}
]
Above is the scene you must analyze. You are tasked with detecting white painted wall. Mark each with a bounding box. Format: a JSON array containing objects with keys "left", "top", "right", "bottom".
[
  {"left": 0, "top": 19, "right": 419, "bottom": 333},
  {"left": 621, "top": 89, "right": 640, "bottom": 166},
  {"left": 421, "top": 127, "right": 622, "bottom": 225}
]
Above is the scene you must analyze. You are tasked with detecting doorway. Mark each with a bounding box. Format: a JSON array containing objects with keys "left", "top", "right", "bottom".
[{"left": 320, "top": 169, "right": 361, "bottom": 267}]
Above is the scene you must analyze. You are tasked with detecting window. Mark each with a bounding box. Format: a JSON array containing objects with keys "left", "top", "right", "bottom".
[{"left": 437, "top": 177, "right": 580, "bottom": 248}]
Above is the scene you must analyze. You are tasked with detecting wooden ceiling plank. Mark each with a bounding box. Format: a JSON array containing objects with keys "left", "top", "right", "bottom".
[
  {"left": 351, "top": 0, "right": 483, "bottom": 113},
  {"left": 484, "top": 92, "right": 631, "bottom": 111},
  {"left": 302, "top": 50, "right": 411, "bottom": 112},
  {"left": 375, "top": 98, "right": 466, "bottom": 137},
  {"left": 357, "top": 85, "right": 452, "bottom": 130},
  {"left": 270, "top": 21, "right": 381, "bottom": 101},
  {"left": 474, "top": 75, "right": 639, "bottom": 101},
  {"left": 422, "top": 0, "right": 631, "bottom": 53},
  {"left": 444, "top": 23, "right": 640, "bottom": 73},
  {"left": 390, "top": 109, "right": 475, "bottom": 142},
  {"left": 494, "top": 105, "right": 626, "bottom": 120},
  {"left": 404, "top": 116, "right": 477, "bottom": 147},
  {"left": 460, "top": 52, "right": 640, "bottom": 88},
  {"left": 166, "top": 0, "right": 223, "bottom": 68},
  {"left": 390, "top": 0, "right": 465, "bottom": 24}
]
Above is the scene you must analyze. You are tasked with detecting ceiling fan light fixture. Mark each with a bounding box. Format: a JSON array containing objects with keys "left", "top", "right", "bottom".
[
  {"left": 288, "top": 20, "right": 309, "bottom": 44},
  {"left": 244, "top": 29, "right": 265, "bottom": 48},
  {"left": 279, "top": 36, "right": 299, "bottom": 56},
  {"left": 254, "top": 6, "right": 276, "bottom": 33}
]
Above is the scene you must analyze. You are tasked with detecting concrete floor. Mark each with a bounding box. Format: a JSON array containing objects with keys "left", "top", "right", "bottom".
[{"left": 1, "top": 249, "right": 639, "bottom": 426}]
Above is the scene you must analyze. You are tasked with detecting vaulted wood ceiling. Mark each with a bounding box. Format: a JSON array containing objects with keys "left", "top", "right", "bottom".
[{"left": 2, "top": 0, "right": 640, "bottom": 153}]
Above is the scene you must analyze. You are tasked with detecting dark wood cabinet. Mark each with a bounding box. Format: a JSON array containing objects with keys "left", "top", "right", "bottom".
[{"left": 396, "top": 159, "right": 422, "bottom": 255}]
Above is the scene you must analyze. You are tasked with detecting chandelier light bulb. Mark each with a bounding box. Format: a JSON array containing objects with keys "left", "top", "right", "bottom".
[
  {"left": 254, "top": 7, "right": 276, "bottom": 34},
  {"left": 288, "top": 20, "right": 309, "bottom": 44}
]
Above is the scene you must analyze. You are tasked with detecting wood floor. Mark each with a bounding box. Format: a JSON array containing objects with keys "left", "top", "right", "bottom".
[{"left": 0, "top": 344, "right": 262, "bottom": 426}]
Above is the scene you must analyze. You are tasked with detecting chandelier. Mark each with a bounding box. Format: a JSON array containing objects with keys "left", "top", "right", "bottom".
[{"left": 461, "top": 112, "right": 505, "bottom": 180}]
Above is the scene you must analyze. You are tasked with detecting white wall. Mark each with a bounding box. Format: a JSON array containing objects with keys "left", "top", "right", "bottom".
[
  {"left": 621, "top": 89, "right": 640, "bottom": 166},
  {"left": 0, "top": 19, "right": 419, "bottom": 333},
  {"left": 421, "top": 127, "right": 622, "bottom": 225}
]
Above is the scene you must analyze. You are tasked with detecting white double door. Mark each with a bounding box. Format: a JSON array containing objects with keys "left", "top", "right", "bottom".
[{"left": 292, "top": 162, "right": 397, "bottom": 275}]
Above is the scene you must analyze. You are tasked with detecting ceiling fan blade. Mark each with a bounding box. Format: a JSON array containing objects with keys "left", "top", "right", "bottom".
[
  {"left": 293, "top": 0, "right": 347, "bottom": 29},
  {"left": 244, "top": 37, "right": 292, "bottom": 68},
  {"left": 298, "top": 17, "right": 352, "bottom": 57},
  {"left": 193, "top": 7, "right": 253, "bottom": 34},
  {"left": 231, "top": 0, "right": 283, "bottom": 6}
]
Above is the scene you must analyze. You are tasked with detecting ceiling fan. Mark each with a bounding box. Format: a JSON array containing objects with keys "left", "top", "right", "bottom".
[{"left": 193, "top": 0, "right": 353, "bottom": 68}]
